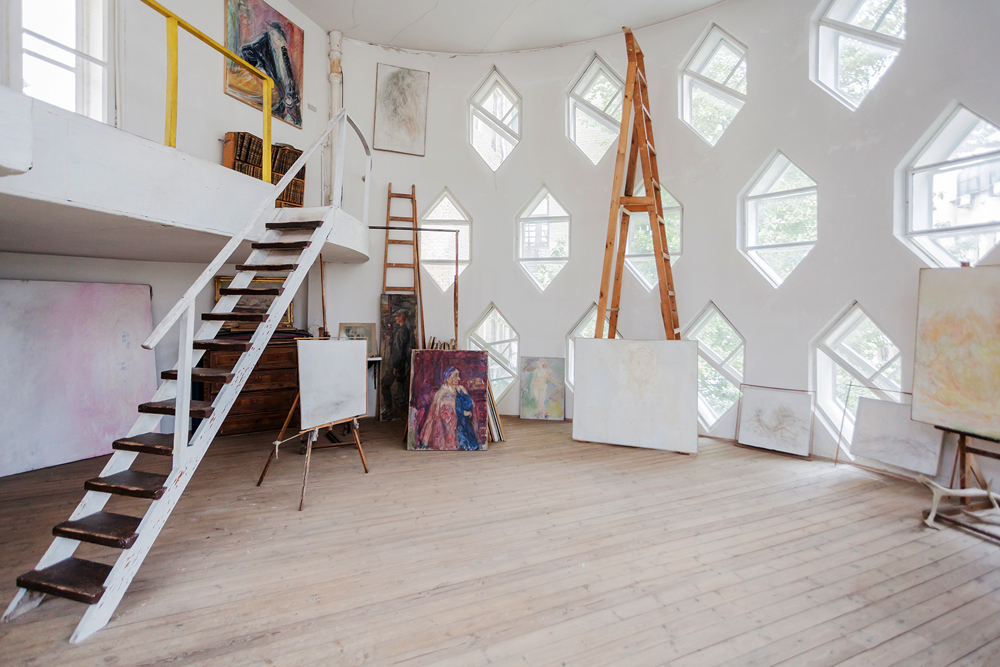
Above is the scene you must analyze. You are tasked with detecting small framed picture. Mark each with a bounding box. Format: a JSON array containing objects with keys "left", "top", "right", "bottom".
[{"left": 339, "top": 322, "right": 377, "bottom": 357}]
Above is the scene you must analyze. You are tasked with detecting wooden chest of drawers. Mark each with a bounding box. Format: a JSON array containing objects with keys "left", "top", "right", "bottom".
[{"left": 206, "top": 338, "right": 299, "bottom": 436}]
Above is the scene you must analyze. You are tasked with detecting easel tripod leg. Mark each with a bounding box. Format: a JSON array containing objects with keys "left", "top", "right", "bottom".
[
  {"left": 353, "top": 420, "right": 369, "bottom": 473},
  {"left": 299, "top": 429, "right": 317, "bottom": 511}
]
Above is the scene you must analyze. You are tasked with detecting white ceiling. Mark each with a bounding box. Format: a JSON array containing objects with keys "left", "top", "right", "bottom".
[{"left": 288, "top": 0, "right": 727, "bottom": 54}]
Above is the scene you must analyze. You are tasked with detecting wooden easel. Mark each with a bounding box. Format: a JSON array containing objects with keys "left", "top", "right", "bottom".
[
  {"left": 256, "top": 400, "right": 369, "bottom": 511},
  {"left": 940, "top": 425, "right": 998, "bottom": 504},
  {"left": 595, "top": 27, "right": 680, "bottom": 340},
  {"left": 383, "top": 183, "right": 426, "bottom": 349}
]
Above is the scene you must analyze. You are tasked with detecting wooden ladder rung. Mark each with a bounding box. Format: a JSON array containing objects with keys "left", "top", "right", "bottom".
[
  {"left": 388, "top": 216, "right": 415, "bottom": 222},
  {"left": 388, "top": 239, "right": 414, "bottom": 245},
  {"left": 389, "top": 193, "right": 414, "bottom": 200},
  {"left": 386, "top": 263, "right": 415, "bottom": 269},
  {"left": 385, "top": 286, "right": 416, "bottom": 292},
  {"left": 647, "top": 142, "right": 656, "bottom": 156}
]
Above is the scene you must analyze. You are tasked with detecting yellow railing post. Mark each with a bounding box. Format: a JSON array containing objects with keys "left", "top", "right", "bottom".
[
  {"left": 165, "top": 16, "right": 178, "bottom": 147},
  {"left": 262, "top": 80, "right": 272, "bottom": 183}
]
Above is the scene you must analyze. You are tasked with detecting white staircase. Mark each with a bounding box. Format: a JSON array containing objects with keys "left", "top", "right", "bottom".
[{"left": 1, "top": 109, "right": 371, "bottom": 643}]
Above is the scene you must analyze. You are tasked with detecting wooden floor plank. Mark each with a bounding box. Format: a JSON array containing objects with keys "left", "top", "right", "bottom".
[{"left": 0, "top": 418, "right": 997, "bottom": 667}]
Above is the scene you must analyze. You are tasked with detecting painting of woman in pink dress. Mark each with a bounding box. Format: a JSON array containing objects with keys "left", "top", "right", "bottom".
[{"left": 408, "top": 351, "right": 489, "bottom": 451}]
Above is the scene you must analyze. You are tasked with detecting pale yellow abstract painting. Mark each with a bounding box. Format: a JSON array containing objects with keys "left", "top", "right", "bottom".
[{"left": 912, "top": 266, "right": 1000, "bottom": 439}]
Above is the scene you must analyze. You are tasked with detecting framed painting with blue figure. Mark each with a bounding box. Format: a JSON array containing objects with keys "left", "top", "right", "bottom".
[
  {"left": 225, "top": 0, "right": 305, "bottom": 128},
  {"left": 408, "top": 350, "right": 489, "bottom": 451},
  {"left": 519, "top": 357, "right": 565, "bottom": 420}
]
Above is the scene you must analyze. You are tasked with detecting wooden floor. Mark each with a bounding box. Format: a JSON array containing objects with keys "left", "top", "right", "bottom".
[{"left": 2, "top": 418, "right": 1000, "bottom": 666}]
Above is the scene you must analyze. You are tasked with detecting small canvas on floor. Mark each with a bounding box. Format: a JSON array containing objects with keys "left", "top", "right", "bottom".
[
  {"left": 850, "top": 398, "right": 943, "bottom": 475},
  {"left": 297, "top": 339, "right": 368, "bottom": 431},
  {"left": 572, "top": 339, "right": 698, "bottom": 453},
  {"left": 519, "top": 357, "right": 565, "bottom": 420},
  {"left": 408, "top": 350, "right": 490, "bottom": 450},
  {"left": 737, "top": 386, "right": 814, "bottom": 458}
]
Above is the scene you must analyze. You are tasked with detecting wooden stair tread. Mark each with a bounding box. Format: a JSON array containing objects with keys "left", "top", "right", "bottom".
[
  {"left": 138, "top": 399, "right": 214, "bottom": 418},
  {"left": 235, "top": 263, "right": 298, "bottom": 272},
  {"left": 53, "top": 512, "right": 142, "bottom": 549},
  {"left": 113, "top": 432, "right": 175, "bottom": 456},
  {"left": 219, "top": 287, "right": 284, "bottom": 296},
  {"left": 193, "top": 339, "right": 252, "bottom": 352},
  {"left": 251, "top": 241, "right": 310, "bottom": 250},
  {"left": 16, "top": 557, "right": 113, "bottom": 604},
  {"left": 202, "top": 312, "right": 266, "bottom": 323},
  {"left": 265, "top": 220, "right": 322, "bottom": 230},
  {"left": 85, "top": 470, "right": 168, "bottom": 499},
  {"left": 160, "top": 368, "right": 235, "bottom": 384}
]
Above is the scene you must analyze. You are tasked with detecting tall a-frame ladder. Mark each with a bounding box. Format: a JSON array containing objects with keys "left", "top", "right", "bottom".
[{"left": 595, "top": 27, "right": 680, "bottom": 340}]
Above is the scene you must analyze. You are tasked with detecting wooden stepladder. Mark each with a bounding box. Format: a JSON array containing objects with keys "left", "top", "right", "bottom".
[
  {"left": 595, "top": 27, "right": 680, "bottom": 340},
  {"left": 383, "top": 183, "right": 426, "bottom": 348}
]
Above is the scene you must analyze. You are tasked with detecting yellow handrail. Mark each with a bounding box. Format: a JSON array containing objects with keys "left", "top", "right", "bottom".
[{"left": 140, "top": 0, "right": 274, "bottom": 182}]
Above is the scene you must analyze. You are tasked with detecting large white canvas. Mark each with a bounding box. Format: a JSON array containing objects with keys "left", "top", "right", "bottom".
[
  {"left": 737, "top": 386, "right": 814, "bottom": 457},
  {"left": 0, "top": 280, "right": 156, "bottom": 477},
  {"left": 851, "top": 398, "right": 943, "bottom": 475},
  {"left": 297, "top": 339, "right": 368, "bottom": 431},
  {"left": 912, "top": 266, "right": 1000, "bottom": 439},
  {"left": 572, "top": 339, "right": 698, "bottom": 453}
]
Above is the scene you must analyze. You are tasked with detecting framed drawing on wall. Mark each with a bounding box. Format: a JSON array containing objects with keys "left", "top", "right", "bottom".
[
  {"left": 373, "top": 63, "right": 430, "bottom": 156},
  {"left": 339, "top": 322, "right": 376, "bottom": 357},
  {"left": 214, "top": 276, "right": 293, "bottom": 330}
]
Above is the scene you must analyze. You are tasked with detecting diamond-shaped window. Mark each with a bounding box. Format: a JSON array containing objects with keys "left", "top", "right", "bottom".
[
  {"left": 624, "top": 172, "right": 682, "bottom": 290},
  {"left": 682, "top": 302, "right": 745, "bottom": 429},
  {"left": 568, "top": 55, "right": 624, "bottom": 165},
  {"left": 419, "top": 189, "right": 471, "bottom": 292},
  {"left": 517, "top": 187, "right": 570, "bottom": 291},
  {"left": 470, "top": 68, "right": 520, "bottom": 171},
  {"left": 468, "top": 303, "right": 519, "bottom": 399},
  {"left": 741, "top": 152, "right": 818, "bottom": 287},
  {"left": 680, "top": 25, "right": 747, "bottom": 146}
]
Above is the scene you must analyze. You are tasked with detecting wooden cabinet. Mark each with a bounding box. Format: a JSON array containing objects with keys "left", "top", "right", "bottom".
[{"left": 205, "top": 339, "right": 299, "bottom": 436}]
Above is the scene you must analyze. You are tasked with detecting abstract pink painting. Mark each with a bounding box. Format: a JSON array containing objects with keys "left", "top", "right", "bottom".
[{"left": 0, "top": 280, "right": 157, "bottom": 477}]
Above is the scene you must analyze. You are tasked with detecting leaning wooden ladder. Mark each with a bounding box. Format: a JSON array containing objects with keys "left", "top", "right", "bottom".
[
  {"left": 595, "top": 27, "right": 680, "bottom": 340},
  {"left": 383, "top": 183, "right": 426, "bottom": 348}
]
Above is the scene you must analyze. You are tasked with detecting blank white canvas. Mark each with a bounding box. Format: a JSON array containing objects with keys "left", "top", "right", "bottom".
[
  {"left": 298, "top": 339, "right": 368, "bottom": 431},
  {"left": 851, "top": 398, "right": 943, "bottom": 476},
  {"left": 737, "top": 386, "right": 814, "bottom": 457},
  {"left": 0, "top": 280, "right": 156, "bottom": 477},
  {"left": 573, "top": 339, "right": 698, "bottom": 454}
]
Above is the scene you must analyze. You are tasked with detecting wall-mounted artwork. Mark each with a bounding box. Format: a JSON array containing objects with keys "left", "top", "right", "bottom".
[
  {"left": 339, "top": 322, "right": 376, "bottom": 357},
  {"left": 373, "top": 63, "right": 429, "bottom": 156},
  {"left": 572, "top": 339, "right": 698, "bottom": 453},
  {"left": 519, "top": 357, "right": 565, "bottom": 420},
  {"left": 736, "top": 385, "right": 814, "bottom": 458},
  {"left": 297, "top": 339, "right": 368, "bottom": 431},
  {"left": 0, "top": 280, "right": 157, "bottom": 477},
  {"left": 851, "top": 398, "right": 943, "bottom": 475},
  {"left": 912, "top": 267, "right": 1000, "bottom": 439},
  {"left": 225, "top": 0, "right": 304, "bottom": 128},
  {"left": 214, "top": 276, "right": 293, "bottom": 330},
  {"left": 408, "top": 350, "right": 489, "bottom": 451},
  {"left": 380, "top": 293, "right": 418, "bottom": 421}
]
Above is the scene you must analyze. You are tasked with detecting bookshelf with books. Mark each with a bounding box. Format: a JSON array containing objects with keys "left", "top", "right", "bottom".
[{"left": 222, "top": 131, "right": 306, "bottom": 208}]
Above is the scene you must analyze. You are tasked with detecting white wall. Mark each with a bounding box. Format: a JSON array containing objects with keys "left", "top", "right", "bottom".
[{"left": 326, "top": 0, "right": 1000, "bottom": 457}]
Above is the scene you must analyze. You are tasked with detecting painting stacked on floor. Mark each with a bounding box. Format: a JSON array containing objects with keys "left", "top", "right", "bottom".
[
  {"left": 519, "top": 357, "right": 565, "bottom": 420},
  {"left": 379, "top": 294, "right": 418, "bottom": 421},
  {"left": 408, "top": 350, "right": 489, "bottom": 451}
]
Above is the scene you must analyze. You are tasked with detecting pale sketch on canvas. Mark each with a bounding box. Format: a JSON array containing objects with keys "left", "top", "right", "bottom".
[
  {"left": 373, "top": 64, "right": 429, "bottom": 156},
  {"left": 519, "top": 357, "right": 565, "bottom": 421},
  {"left": 737, "top": 386, "right": 813, "bottom": 457},
  {"left": 572, "top": 339, "right": 698, "bottom": 454},
  {"left": 912, "top": 266, "right": 1000, "bottom": 439},
  {"left": 851, "top": 398, "right": 943, "bottom": 476}
]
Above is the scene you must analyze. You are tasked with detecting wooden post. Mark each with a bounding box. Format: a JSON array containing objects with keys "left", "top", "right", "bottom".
[
  {"left": 262, "top": 79, "right": 273, "bottom": 183},
  {"left": 454, "top": 230, "right": 460, "bottom": 345}
]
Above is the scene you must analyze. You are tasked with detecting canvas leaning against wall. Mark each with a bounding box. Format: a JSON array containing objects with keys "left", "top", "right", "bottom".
[
  {"left": 519, "top": 357, "right": 565, "bottom": 420},
  {"left": 373, "top": 64, "right": 430, "bottom": 156},
  {"left": 380, "top": 294, "right": 418, "bottom": 421},
  {"left": 408, "top": 350, "right": 489, "bottom": 451},
  {"left": 912, "top": 266, "right": 1000, "bottom": 440},
  {"left": 736, "top": 385, "right": 814, "bottom": 458},
  {"left": 0, "top": 280, "right": 157, "bottom": 477},
  {"left": 225, "top": 0, "right": 305, "bottom": 128},
  {"left": 850, "top": 398, "right": 943, "bottom": 476}
]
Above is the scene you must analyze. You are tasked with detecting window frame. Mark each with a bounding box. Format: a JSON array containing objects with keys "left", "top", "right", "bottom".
[
  {"left": 814, "top": 302, "right": 902, "bottom": 443},
  {"left": 516, "top": 186, "right": 571, "bottom": 292},
  {"left": 679, "top": 24, "right": 747, "bottom": 147},
  {"left": 812, "top": 0, "right": 905, "bottom": 111},
  {"left": 565, "top": 303, "right": 623, "bottom": 390},
  {"left": 4, "top": 0, "right": 118, "bottom": 125},
  {"left": 467, "top": 302, "right": 519, "bottom": 401},
  {"left": 682, "top": 302, "right": 745, "bottom": 429},
  {"left": 469, "top": 67, "right": 521, "bottom": 172},
  {"left": 903, "top": 105, "right": 1000, "bottom": 268},
  {"left": 567, "top": 54, "right": 625, "bottom": 165},
  {"left": 418, "top": 188, "right": 473, "bottom": 293},
  {"left": 624, "top": 179, "right": 683, "bottom": 290},
  {"left": 740, "top": 151, "right": 818, "bottom": 288}
]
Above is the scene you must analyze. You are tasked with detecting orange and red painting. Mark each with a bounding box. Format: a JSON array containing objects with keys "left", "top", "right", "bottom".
[{"left": 912, "top": 266, "right": 1000, "bottom": 439}]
